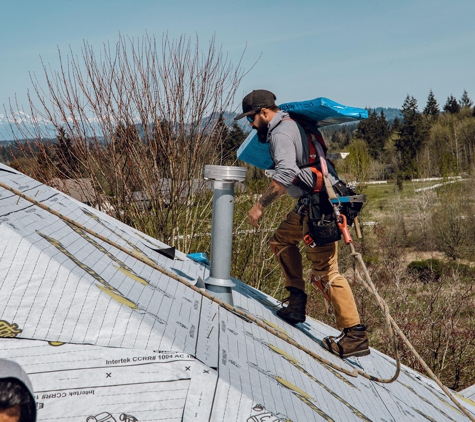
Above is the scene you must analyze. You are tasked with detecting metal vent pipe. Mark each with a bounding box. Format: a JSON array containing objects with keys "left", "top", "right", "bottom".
[{"left": 203, "top": 165, "right": 246, "bottom": 305}]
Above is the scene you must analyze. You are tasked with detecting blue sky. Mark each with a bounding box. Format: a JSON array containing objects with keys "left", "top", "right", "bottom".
[{"left": 1, "top": 0, "right": 474, "bottom": 112}]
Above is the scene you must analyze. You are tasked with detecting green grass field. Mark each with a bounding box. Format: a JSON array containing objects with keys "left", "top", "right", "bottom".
[{"left": 359, "top": 179, "right": 460, "bottom": 222}]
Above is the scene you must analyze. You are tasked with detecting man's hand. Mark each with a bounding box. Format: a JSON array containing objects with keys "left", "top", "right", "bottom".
[
  {"left": 248, "top": 203, "right": 264, "bottom": 228},
  {"left": 247, "top": 179, "right": 286, "bottom": 228}
]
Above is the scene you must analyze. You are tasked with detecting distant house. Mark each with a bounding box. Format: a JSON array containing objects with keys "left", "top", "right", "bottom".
[
  {"left": 49, "top": 177, "right": 216, "bottom": 212},
  {"left": 50, "top": 177, "right": 97, "bottom": 206},
  {"left": 132, "top": 178, "right": 215, "bottom": 208},
  {"left": 50, "top": 177, "right": 116, "bottom": 214}
]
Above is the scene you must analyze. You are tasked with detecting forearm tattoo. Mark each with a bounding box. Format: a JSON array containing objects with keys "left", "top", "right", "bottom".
[{"left": 258, "top": 184, "right": 280, "bottom": 207}]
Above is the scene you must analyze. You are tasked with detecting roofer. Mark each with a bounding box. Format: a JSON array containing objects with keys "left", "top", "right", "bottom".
[
  {"left": 234, "top": 90, "right": 370, "bottom": 359},
  {"left": 0, "top": 359, "right": 36, "bottom": 422}
]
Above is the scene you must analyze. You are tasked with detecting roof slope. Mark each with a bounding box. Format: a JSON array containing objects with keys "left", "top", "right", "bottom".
[
  {"left": 1, "top": 163, "right": 475, "bottom": 421},
  {"left": 463, "top": 385, "right": 475, "bottom": 401}
]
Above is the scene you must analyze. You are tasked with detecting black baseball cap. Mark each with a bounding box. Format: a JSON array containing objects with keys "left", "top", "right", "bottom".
[{"left": 234, "top": 90, "right": 277, "bottom": 120}]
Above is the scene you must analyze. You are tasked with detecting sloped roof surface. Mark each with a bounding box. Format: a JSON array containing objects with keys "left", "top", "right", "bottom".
[
  {"left": 1, "top": 163, "right": 475, "bottom": 421},
  {"left": 463, "top": 385, "right": 475, "bottom": 401}
]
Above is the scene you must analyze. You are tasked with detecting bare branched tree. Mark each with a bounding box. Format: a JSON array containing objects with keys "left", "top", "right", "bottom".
[{"left": 7, "top": 34, "right": 246, "bottom": 251}]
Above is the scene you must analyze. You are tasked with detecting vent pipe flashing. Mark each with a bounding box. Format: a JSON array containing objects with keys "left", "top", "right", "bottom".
[{"left": 203, "top": 165, "right": 246, "bottom": 305}]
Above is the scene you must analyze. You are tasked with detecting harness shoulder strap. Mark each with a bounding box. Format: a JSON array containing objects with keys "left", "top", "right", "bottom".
[{"left": 284, "top": 117, "right": 336, "bottom": 197}]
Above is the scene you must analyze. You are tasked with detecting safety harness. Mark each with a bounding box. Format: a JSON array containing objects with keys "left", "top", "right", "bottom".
[{"left": 292, "top": 129, "right": 365, "bottom": 248}]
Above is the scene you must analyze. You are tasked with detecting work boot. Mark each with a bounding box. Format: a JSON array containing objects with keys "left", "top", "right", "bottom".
[
  {"left": 323, "top": 324, "right": 370, "bottom": 358},
  {"left": 276, "top": 287, "right": 307, "bottom": 325}
]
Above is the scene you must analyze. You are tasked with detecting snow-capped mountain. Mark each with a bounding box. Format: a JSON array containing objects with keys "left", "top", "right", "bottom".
[
  {"left": 0, "top": 111, "right": 55, "bottom": 141},
  {"left": 0, "top": 110, "right": 249, "bottom": 142}
]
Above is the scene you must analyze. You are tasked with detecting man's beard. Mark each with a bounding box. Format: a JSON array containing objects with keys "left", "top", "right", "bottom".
[{"left": 256, "top": 124, "right": 269, "bottom": 143}]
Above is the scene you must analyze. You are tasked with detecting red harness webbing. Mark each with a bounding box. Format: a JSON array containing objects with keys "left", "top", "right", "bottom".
[
  {"left": 281, "top": 117, "right": 328, "bottom": 194},
  {"left": 307, "top": 133, "right": 324, "bottom": 193}
]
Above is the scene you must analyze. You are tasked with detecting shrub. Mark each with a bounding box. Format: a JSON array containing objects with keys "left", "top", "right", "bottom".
[
  {"left": 407, "top": 259, "right": 444, "bottom": 282},
  {"left": 408, "top": 258, "right": 475, "bottom": 283}
]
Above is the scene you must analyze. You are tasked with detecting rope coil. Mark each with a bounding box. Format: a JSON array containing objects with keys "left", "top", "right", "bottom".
[{"left": 348, "top": 243, "right": 474, "bottom": 420}]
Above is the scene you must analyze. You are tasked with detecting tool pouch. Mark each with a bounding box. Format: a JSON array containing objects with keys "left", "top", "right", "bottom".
[
  {"left": 308, "top": 216, "right": 341, "bottom": 246},
  {"left": 304, "top": 192, "right": 341, "bottom": 247}
]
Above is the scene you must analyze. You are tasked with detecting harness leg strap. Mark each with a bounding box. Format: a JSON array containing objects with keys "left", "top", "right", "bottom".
[{"left": 269, "top": 236, "right": 292, "bottom": 258}]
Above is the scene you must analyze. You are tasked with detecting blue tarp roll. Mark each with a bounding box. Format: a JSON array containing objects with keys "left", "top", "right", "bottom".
[{"left": 237, "top": 97, "right": 368, "bottom": 169}]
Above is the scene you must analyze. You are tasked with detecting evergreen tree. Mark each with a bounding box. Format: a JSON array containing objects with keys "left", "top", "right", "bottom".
[
  {"left": 37, "top": 141, "right": 56, "bottom": 179},
  {"left": 391, "top": 117, "right": 401, "bottom": 133},
  {"left": 444, "top": 95, "right": 460, "bottom": 114},
  {"left": 214, "top": 113, "right": 231, "bottom": 164},
  {"left": 460, "top": 90, "right": 473, "bottom": 108},
  {"left": 330, "top": 126, "right": 351, "bottom": 150},
  {"left": 423, "top": 90, "right": 439, "bottom": 116},
  {"left": 395, "top": 95, "right": 425, "bottom": 178},
  {"left": 112, "top": 122, "right": 140, "bottom": 151},
  {"left": 109, "top": 122, "right": 142, "bottom": 193},
  {"left": 355, "top": 109, "right": 376, "bottom": 144},
  {"left": 354, "top": 109, "right": 389, "bottom": 159},
  {"left": 378, "top": 109, "right": 390, "bottom": 143},
  {"left": 54, "top": 127, "right": 78, "bottom": 178},
  {"left": 223, "top": 122, "right": 247, "bottom": 164},
  {"left": 150, "top": 119, "right": 174, "bottom": 178}
]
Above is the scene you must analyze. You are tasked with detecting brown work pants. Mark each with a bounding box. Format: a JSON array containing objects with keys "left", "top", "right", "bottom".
[{"left": 270, "top": 210, "right": 360, "bottom": 328}]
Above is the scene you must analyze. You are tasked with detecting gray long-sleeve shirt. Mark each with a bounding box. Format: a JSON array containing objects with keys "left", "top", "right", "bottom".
[{"left": 267, "top": 110, "right": 315, "bottom": 198}]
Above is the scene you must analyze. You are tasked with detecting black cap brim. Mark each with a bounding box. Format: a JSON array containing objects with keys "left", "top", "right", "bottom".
[{"left": 233, "top": 110, "right": 254, "bottom": 121}]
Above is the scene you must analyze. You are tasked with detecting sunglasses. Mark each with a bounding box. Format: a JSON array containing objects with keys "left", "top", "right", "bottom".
[{"left": 246, "top": 109, "right": 261, "bottom": 123}]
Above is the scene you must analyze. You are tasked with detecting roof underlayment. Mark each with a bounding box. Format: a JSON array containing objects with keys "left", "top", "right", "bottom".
[
  {"left": 462, "top": 385, "right": 475, "bottom": 402},
  {"left": 1, "top": 163, "right": 475, "bottom": 422}
]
